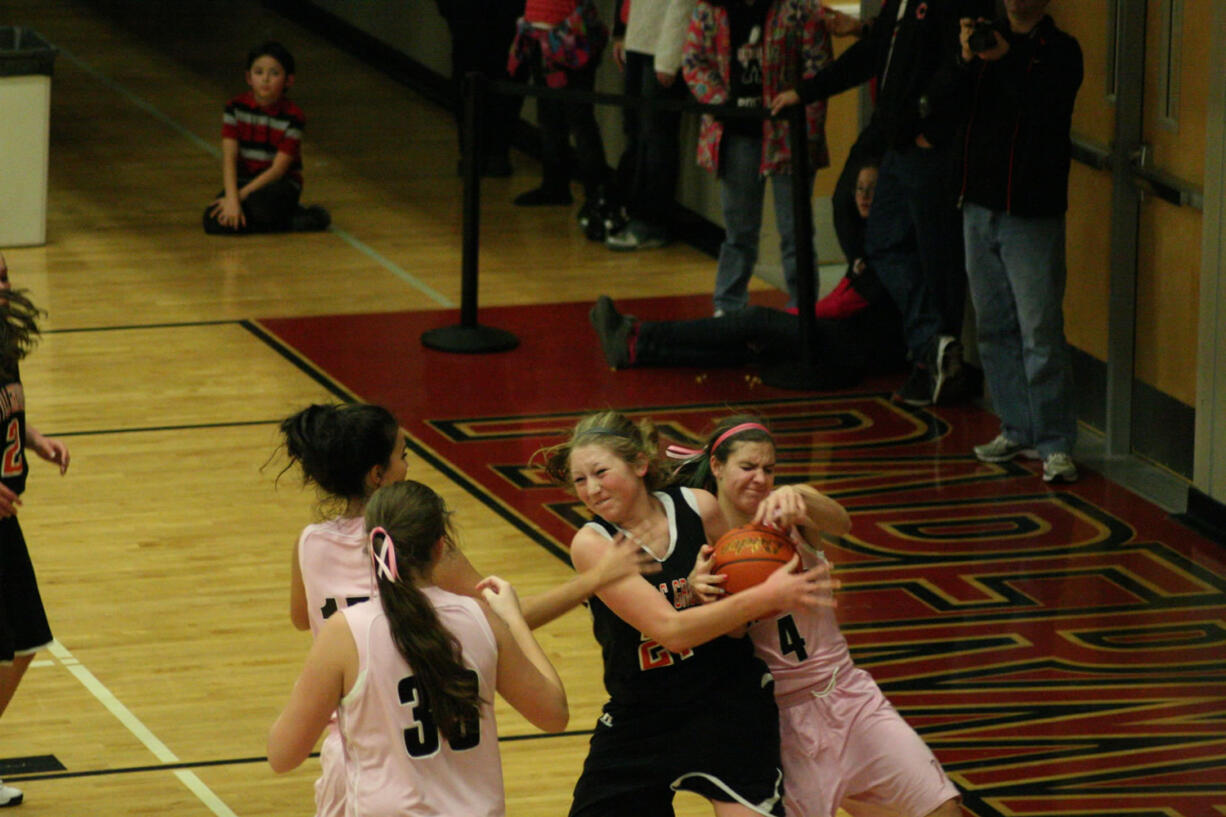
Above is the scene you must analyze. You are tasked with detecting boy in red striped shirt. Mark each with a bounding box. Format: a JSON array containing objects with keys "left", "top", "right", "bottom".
[{"left": 203, "top": 41, "right": 329, "bottom": 234}]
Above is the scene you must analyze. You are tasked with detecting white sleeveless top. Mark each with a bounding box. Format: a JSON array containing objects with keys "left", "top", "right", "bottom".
[
  {"left": 338, "top": 588, "right": 504, "bottom": 817},
  {"left": 299, "top": 516, "right": 376, "bottom": 636}
]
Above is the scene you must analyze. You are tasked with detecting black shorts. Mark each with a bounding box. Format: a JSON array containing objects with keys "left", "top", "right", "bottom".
[
  {"left": 569, "top": 680, "right": 784, "bottom": 817},
  {"left": 0, "top": 516, "right": 52, "bottom": 662}
]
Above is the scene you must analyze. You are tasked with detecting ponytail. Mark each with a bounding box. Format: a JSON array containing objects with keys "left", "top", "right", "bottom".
[
  {"left": 0, "top": 289, "right": 43, "bottom": 382},
  {"left": 275, "top": 403, "right": 399, "bottom": 511},
  {"left": 365, "top": 482, "right": 482, "bottom": 743}
]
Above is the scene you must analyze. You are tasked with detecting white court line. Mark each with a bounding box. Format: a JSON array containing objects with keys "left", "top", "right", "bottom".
[
  {"left": 48, "top": 640, "right": 239, "bottom": 817},
  {"left": 57, "top": 47, "right": 454, "bottom": 307}
]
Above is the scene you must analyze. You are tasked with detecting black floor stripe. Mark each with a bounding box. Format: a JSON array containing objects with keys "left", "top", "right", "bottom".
[{"left": 0, "top": 730, "right": 594, "bottom": 783}]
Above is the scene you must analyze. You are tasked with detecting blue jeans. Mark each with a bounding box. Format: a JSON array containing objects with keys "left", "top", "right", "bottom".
[
  {"left": 964, "top": 202, "right": 1076, "bottom": 456},
  {"left": 715, "top": 132, "right": 816, "bottom": 313},
  {"left": 865, "top": 145, "right": 964, "bottom": 359}
]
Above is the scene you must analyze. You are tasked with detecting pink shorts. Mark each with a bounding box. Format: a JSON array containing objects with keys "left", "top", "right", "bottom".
[
  {"left": 315, "top": 725, "right": 346, "bottom": 817},
  {"left": 777, "top": 666, "right": 959, "bottom": 817}
]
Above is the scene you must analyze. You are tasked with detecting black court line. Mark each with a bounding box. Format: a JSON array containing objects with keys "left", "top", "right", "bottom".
[
  {"left": 44, "top": 319, "right": 247, "bottom": 334},
  {"left": 0, "top": 729, "right": 596, "bottom": 784},
  {"left": 49, "top": 419, "right": 284, "bottom": 438}
]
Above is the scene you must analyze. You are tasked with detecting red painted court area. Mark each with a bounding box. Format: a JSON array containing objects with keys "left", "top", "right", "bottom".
[{"left": 261, "top": 295, "right": 1226, "bottom": 817}]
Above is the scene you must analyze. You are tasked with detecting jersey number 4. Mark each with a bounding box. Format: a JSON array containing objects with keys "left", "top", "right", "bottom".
[
  {"left": 777, "top": 614, "right": 809, "bottom": 662},
  {"left": 398, "top": 671, "right": 481, "bottom": 758},
  {"left": 1, "top": 418, "right": 23, "bottom": 479}
]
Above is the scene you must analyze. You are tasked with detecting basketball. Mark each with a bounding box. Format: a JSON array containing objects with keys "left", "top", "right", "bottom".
[{"left": 711, "top": 524, "right": 796, "bottom": 595}]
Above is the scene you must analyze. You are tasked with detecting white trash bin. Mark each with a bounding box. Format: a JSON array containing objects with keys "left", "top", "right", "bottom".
[{"left": 0, "top": 28, "right": 57, "bottom": 247}]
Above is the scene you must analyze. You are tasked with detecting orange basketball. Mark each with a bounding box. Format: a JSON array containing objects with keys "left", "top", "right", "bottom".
[{"left": 711, "top": 524, "right": 796, "bottom": 595}]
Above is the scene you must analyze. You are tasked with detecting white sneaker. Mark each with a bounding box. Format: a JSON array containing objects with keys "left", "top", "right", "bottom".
[
  {"left": 0, "top": 781, "right": 23, "bottom": 807},
  {"left": 1042, "top": 452, "right": 1078, "bottom": 483},
  {"left": 973, "top": 434, "right": 1038, "bottom": 463}
]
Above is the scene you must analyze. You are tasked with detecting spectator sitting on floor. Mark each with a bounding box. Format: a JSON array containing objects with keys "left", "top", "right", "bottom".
[
  {"left": 203, "top": 41, "right": 330, "bottom": 235},
  {"left": 588, "top": 151, "right": 905, "bottom": 387}
]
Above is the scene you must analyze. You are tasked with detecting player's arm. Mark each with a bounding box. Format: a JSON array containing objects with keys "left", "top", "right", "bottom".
[
  {"left": 24, "top": 424, "right": 69, "bottom": 474},
  {"left": 479, "top": 577, "right": 568, "bottom": 732},
  {"left": 572, "top": 526, "right": 831, "bottom": 654},
  {"left": 289, "top": 542, "right": 309, "bottom": 631},
  {"left": 753, "top": 484, "right": 850, "bottom": 540},
  {"left": 267, "top": 612, "right": 352, "bottom": 772},
  {"left": 432, "top": 532, "right": 657, "bottom": 630}
]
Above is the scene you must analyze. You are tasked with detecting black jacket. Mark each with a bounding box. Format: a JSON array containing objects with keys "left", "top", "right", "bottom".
[
  {"left": 956, "top": 15, "right": 1083, "bottom": 216},
  {"left": 798, "top": 0, "right": 992, "bottom": 150}
]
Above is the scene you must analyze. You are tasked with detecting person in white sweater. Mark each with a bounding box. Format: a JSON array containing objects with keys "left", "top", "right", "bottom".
[{"left": 606, "top": 0, "right": 696, "bottom": 250}]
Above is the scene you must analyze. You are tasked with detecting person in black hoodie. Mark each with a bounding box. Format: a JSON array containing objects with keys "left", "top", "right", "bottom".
[
  {"left": 955, "top": 0, "right": 1083, "bottom": 483},
  {"left": 435, "top": 0, "right": 526, "bottom": 177},
  {"left": 772, "top": 0, "right": 992, "bottom": 407}
]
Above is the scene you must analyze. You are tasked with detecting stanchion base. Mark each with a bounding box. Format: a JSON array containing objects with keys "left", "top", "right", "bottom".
[
  {"left": 421, "top": 324, "right": 520, "bottom": 354},
  {"left": 759, "top": 360, "right": 858, "bottom": 391}
]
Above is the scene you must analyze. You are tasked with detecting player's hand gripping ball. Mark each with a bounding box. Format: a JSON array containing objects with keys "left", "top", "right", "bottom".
[{"left": 711, "top": 524, "right": 796, "bottom": 595}]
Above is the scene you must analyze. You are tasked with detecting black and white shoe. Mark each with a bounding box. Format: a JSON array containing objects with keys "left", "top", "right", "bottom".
[{"left": 0, "top": 781, "right": 24, "bottom": 808}]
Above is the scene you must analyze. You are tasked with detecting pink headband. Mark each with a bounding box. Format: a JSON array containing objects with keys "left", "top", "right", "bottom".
[
  {"left": 369, "top": 526, "right": 399, "bottom": 583},
  {"left": 665, "top": 422, "right": 771, "bottom": 461},
  {"left": 710, "top": 422, "right": 770, "bottom": 454}
]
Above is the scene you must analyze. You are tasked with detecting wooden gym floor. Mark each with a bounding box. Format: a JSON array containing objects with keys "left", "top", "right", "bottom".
[{"left": 1, "top": 3, "right": 1224, "bottom": 817}]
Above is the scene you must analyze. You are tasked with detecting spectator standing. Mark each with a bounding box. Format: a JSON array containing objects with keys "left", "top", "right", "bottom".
[
  {"left": 773, "top": 0, "right": 992, "bottom": 405},
  {"left": 605, "top": 0, "right": 696, "bottom": 250},
  {"left": 684, "top": 0, "right": 832, "bottom": 316},
  {"left": 957, "top": 0, "right": 1083, "bottom": 483},
  {"left": 509, "top": 0, "right": 621, "bottom": 241}
]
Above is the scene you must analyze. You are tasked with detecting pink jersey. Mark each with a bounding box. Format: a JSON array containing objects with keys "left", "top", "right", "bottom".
[
  {"left": 338, "top": 588, "right": 504, "bottom": 817},
  {"left": 299, "top": 517, "right": 376, "bottom": 637},
  {"left": 747, "top": 534, "right": 853, "bottom": 698},
  {"left": 298, "top": 516, "right": 377, "bottom": 817}
]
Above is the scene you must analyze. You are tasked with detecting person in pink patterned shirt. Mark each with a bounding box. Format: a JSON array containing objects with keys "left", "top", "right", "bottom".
[{"left": 682, "top": 0, "right": 831, "bottom": 316}]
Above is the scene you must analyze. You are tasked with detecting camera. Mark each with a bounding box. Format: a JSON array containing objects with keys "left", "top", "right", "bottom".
[{"left": 968, "top": 20, "right": 998, "bottom": 53}]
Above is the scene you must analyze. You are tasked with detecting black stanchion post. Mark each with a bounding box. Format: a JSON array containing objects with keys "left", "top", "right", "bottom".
[
  {"left": 421, "top": 71, "right": 519, "bottom": 353},
  {"left": 761, "top": 104, "right": 824, "bottom": 389}
]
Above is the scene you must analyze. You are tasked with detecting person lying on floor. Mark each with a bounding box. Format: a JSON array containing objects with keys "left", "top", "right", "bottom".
[{"left": 589, "top": 158, "right": 905, "bottom": 387}]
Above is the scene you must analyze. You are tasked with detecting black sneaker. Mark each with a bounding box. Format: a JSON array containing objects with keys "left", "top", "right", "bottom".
[
  {"left": 578, "top": 200, "right": 605, "bottom": 241},
  {"left": 893, "top": 363, "right": 935, "bottom": 407},
  {"left": 588, "top": 296, "right": 635, "bottom": 369},
  {"left": 291, "top": 205, "right": 331, "bottom": 232},
  {"left": 601, "top": 202, "right": 629, "bottom": 239},
  {"left": 514, "top": 186, "right": 572, "bottom": 206}
]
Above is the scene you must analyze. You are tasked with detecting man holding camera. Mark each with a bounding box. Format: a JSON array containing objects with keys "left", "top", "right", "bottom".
[{"left": 956, "top": 0, "right": 1083, "bottom": 482}]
